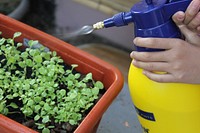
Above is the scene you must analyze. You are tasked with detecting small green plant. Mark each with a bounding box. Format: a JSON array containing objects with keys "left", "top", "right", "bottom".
[{"left": 0, "top": 32, "right": 104, "bottom": 133}]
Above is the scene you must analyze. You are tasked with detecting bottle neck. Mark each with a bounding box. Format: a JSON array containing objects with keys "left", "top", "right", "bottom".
[{"left": 103, "top": 12, "right": 133, "bottom": 28}]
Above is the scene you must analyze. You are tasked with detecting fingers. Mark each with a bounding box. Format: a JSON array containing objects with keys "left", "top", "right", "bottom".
[
  {"left": 130, "top": 51, "right": 168, "bottom": 62},
  {"left": 184, "top": 0, "right": 200, "bottom": 25},
  {"left": 172, "top": 11, "right": 195, "bottom": 34},
  {"left": 187, "top": 12, "right": 200, "bottom": 31},
  {"left": 173, "top": 15, "right": 200, "bottom": 45},
  {"left": 176, "top": 22, "right": 200, "bottom": 46},
  {"left": 172, "top": 11, "right": 194, "bottom": 36},
  {"left": 172, "top": 11, "right": 200, "bottom": 46},
  {"left": 132, "top": 60, "right": 169, "bottom": 72},
  {"left": 133, "top": 37, "right": 176, "bottom": 49},
  {"left": 142, "top": 70, "right": 176, "bottom": 83},
  {"left": 173, "top": 0, "right": 200, "bottom": 32},
  {"left": 197, "top": 26, "right": 200, "bottom": 32},
  {"left": 172, "top": 11, "right": 185, "bottom": 25},
  {"left": 185, "top": 33, "right": 200, "bottom": 46}
]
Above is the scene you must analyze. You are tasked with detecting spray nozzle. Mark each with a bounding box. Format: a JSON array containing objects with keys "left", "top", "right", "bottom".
[
  {"left": 93, "top": 21, "right": 104, "bottom": 30},
  {"left": 92, "top": 0, "right": 191, "bottom": 30},
  {"left": 91, "top": 0, "right": 191, "bottom": 51},
  {"left": 92, "top": 12, "right": 134, "bottom": 31}
]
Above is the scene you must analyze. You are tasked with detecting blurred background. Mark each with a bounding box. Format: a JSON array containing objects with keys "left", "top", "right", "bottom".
[{"left": 0, "top": 0, "right": 142, "bottom": 132}]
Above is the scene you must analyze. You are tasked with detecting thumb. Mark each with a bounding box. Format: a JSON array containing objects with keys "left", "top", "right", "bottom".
[
  {"left": 172, "top": 11, "right": 200, "bottom": 46},
  {"left": 172, "top": 11, "right": 185, "bottom": 25},
  {"left": 172, "top": 11, "right": 191, "bottom": 36}
]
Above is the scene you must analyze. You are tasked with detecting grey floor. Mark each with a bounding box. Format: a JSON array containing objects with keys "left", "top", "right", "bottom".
[{"left": 97, "top": 83, "right": 142, "bottom": 133}]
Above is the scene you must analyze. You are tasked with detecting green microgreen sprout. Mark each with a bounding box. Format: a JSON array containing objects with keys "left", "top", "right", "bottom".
[{"left": 0, "top": 32, "right": 104, "bottom": 133}]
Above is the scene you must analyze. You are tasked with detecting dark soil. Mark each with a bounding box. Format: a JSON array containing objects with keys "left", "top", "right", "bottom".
[
  {"left": 1, "top": 35, "right": 106, "bottom": 133},
  {"left": 5, "top": 61, "right": 105, "bottom": 133},
  {"left": 7, "top": 86, "right": 105, "bottom": 133},
  {"left": 7, "top": 91, "right": 105, "bottom": 133}
]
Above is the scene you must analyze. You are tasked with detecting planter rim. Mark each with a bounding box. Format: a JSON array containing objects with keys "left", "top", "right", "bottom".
[{"left": 0, "top": 14, "right": 124, "bottom": 133}]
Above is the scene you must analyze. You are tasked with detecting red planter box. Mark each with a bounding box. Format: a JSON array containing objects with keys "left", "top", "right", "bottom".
[{"left": 0, "top": 14, "right": 124, "bottom": 133}]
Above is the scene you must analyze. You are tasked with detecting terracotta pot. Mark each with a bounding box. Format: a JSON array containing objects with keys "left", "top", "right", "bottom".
[{"left": 0, "top": 14, "right": 124, "bottom": 133}]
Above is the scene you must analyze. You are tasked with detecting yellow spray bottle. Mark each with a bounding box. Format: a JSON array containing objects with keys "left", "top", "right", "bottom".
[{"left": 92, "top": 0, "right": 200, "bottom": 132}]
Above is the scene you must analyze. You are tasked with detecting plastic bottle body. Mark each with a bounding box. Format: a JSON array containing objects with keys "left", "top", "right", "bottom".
[
  {"left": 96, "top": 0, "right": 197, "bottom": 131},
  {"left": 128, "top": 64, "right": 200, "bottom": 133}
]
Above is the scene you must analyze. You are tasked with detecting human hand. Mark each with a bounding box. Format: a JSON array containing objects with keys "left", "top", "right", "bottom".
[
  {"left": 130, "top": 0, "right": 200, "bottom": 83},
  {"left": 172, "top": 0, "right": 200, "bottom": 46},
  {"left": 130, "top": 38, "right": 200, "bottom": 84}
]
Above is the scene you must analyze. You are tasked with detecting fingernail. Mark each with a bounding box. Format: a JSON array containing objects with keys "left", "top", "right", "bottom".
[
  {"left": 133, "top": 37, "right": 141, "bottom": 44},
  {"left": 132, "top": 59, "right": 138, "bottom": 67},
  {"left": 130, "top": 51, "right": 134, "bottom": 55},
  {"left": 142, "top": 70, "right": 147, "bottom": 75},
  {"left": 133, "top": 38, "right": 137, "bottom": 44},
  {"left": 177, "top": 11, "right": 185, "bottom": 21},
  {"left": 132, "top": 59, "right": 136, "bottom": 64}
]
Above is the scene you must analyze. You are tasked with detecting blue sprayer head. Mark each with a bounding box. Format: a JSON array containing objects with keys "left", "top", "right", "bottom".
[{"left": 93, "top": 0, "right": 191, "bottom": 51}]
